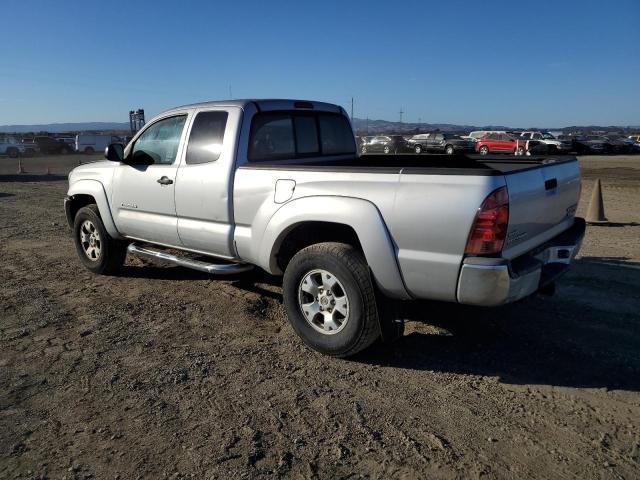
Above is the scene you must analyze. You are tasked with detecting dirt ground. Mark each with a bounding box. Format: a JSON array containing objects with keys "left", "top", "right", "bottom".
[{"left": 1, "top": 155, "right": 639, "bottom": 479}]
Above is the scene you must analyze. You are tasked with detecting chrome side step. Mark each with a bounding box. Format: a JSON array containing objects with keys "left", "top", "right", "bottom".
[{"left": 127, "top": 243, "right": 253, "bottom": 275}]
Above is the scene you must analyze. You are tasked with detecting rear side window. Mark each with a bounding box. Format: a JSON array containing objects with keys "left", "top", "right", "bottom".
[
  {"left": 186, "top": 111, "right": 228, "bottom": 164},
  {"left": 249, "top": 114, "right": 295, "bottom": 160},
  {"left": 248, "top": 112, "right": 355, "bottom": 161}
]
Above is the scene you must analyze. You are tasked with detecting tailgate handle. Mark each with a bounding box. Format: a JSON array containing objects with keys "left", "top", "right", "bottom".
[{"left": 545, "top": 178, "right": 558, "bottom": 190}]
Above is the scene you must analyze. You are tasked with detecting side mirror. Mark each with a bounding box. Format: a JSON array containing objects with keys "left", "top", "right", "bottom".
[{"left": 105, "top": 143, "right": 124, "bottom": 162}]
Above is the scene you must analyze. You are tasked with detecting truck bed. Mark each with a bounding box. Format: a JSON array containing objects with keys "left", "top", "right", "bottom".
[{"left": 240, "top": 154, "right": 577, "bottom": 176}]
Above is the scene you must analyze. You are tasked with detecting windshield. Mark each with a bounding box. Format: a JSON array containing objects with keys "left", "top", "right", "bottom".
[{"left": 541, "top": 133, "right": 555, "bottom": 139}]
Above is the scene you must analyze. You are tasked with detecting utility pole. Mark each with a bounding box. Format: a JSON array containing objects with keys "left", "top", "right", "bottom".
[
  {"left": 351, "top": 97, "right": 354, "bottom": 121},
  {"left": 366, "top": 116, "right": 369, "bottom": 135},
  {"left": 229, "top": 85, "right": 233, "bottom": 98},
  {"left": 399, "top": 107, "right": 404, "bottom": 124}
]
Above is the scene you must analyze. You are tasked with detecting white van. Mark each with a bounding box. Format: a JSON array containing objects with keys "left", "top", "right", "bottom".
[{"left": 75, "top": 134, "right": 122, "bottom": 154}]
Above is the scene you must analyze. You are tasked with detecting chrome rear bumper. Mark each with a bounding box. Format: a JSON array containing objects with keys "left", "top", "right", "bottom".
[{"left": 457, "top": 218, "right": 585, "bottom": 306}]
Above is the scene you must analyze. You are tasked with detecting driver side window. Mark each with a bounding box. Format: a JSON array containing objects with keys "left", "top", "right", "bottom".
[{"left": 131, "top": 115, "right": 187, "bottom": 165}]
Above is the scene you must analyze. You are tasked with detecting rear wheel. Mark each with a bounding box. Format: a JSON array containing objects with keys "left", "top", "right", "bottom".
[
  {"left": 414, "top": 144, "right": 422, "bottom": 154},
  {"left": 6, "top": 147, "right": 19, "bottom": 158},
  {"left": 73, "top": 205, "right": 127, "bottom": 275},
  {"left": 283, "top": 242, "right": 381, "bottom": 357},
  {"left": 383, "top": 145, "right": 390, "bottom": 154},
  {"left": 445, "top": 144, "right": 454, "bottom": 155},
  {"left": 479, "top": 145, "right": 489, "bottom": 155}
]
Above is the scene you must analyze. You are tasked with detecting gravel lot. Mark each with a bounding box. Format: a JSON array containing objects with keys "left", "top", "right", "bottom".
[{"left": 1, "top": 155, "right": 639, "bottom": 479}]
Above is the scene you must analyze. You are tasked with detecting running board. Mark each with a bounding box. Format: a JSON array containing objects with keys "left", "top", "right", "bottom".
[{"left": 127, "top": 244, "right": 253, "bottom": 275}]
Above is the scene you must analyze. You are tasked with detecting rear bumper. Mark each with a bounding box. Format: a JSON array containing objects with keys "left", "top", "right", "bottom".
[{"left": 456, "top": 217, "right": 586, "bottom": 306}]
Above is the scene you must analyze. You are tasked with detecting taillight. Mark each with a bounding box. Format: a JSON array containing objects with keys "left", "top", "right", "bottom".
[{"left": 465, "top": 186, "right": 509, "bottom": 255}]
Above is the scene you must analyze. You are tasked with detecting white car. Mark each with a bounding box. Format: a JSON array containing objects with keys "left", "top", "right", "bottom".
[
  {"left": 519, "top": 132, "right": 572, "bottom": 153},
  {"left": 0, "top": 136, "right": 28, "bottom": 158}
]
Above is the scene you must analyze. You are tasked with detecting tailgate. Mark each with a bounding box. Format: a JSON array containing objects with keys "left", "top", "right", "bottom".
[{"left": 501, "top": 159, "right": 581, "bottom": 259}]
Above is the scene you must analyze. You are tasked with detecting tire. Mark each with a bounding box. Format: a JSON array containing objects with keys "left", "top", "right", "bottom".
[
  {"left": 84, "top": 147, "right": 95, "bottom": 154},
  {"left": 383, "top": 145, "right": 390, "bottom": 154},
  {"left": 445, "top": 144, "right": 454, "bottom": 155},
  {"left": 479, "top": 145, "right": 489, "bottom": 155},
  {"left": 515, "top": 146, "right": 525, "bottom": 155},
  {"left": 414, "top": 144, "right": 422, "bottom": 154},
  {"left": 6, "top": 147, "right": 19, "bottom": 158},
  {"left": 283, "top": 242, "right": 381, "bottom": 357},
  {"left": 73, "top": 205, "right": 127, "bottom": 275}
]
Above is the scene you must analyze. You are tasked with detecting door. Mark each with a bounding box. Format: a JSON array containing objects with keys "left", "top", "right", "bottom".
[
  {"left": 111, "top": 114, "right": 188, "bottom": 246},
  {"left": 174, "top": 107, "right": 240, "bottom": 258},
  {"left": 431, "top": 133, "right": 444, "bottom": 151}
]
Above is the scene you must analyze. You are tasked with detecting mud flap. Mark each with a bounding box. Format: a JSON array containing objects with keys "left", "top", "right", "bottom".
[{"left": 374, "top": 289, "right": 405, "bottom": 342}]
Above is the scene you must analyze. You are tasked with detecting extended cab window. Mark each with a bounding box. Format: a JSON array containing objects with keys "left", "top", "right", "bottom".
[
  {"left": 248, "top": 112, "right": 355, "bottom": 161},
  {"left": 131, "top": 115, "right": 186, "bottom": 165},
  {"left": 186, "top": 111, "right": 228, "bottom": 164}
]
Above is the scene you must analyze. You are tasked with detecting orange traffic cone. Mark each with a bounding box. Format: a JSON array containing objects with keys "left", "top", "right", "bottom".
[{"left": 586, "top": 179, "right": 608, "bottom": 225}]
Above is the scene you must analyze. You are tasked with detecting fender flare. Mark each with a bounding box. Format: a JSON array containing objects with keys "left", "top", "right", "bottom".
[
  {"left": 257, "top": 196, "right": 410, "bottom": 300},
  {"left": 67, "top": 179, "right": 122, "bottom": 239}
]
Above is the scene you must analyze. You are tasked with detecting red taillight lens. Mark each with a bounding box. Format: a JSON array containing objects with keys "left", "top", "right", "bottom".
[{"left": 465, "top": 186, "right": 509, "bottom": 255}]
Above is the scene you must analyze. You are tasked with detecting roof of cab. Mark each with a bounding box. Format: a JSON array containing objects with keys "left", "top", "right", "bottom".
[{"left": 162, "top": 99, "right": 345, "bottom": 115}]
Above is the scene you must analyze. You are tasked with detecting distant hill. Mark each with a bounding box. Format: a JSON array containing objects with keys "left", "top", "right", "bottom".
[
  {"left": 351, "top": 118, "right": 639, "bottom": 134},
  {"left": 0, "top": 122, "right": 129, "bottom": 133}
]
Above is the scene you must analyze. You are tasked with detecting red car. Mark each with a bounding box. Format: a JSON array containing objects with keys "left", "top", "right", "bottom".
[{"left": 475, "top": 133, "right": 526, "bottom": 155}]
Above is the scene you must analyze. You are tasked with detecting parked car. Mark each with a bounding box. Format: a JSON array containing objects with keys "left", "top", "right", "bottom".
[
  {"left": 519, "top": 131, "right": 572, "bottom": 153},
  {"left": 407, "top": 133, "right": 474, "bottom": 154},
  {"left": 468, "top": 130, "right": 506, "bottom": 141},
  {"left": 64, "top": 99, "right": 584, "bottom": 357},
  {"left": 55, "top": 136, "right": 77, "bottom": 146},
  {"left": 76, "top": 134, "right": 123, "bottom": 154},
  {"left": 360, "top": 135, "right": 407, "bottom": 154},
  {"left": 0, "top": 136, "right": 29, "bottom": 158},
  {"left": 571, "top": 135, "right": 613, "bottom": 154},
  {"left": 33, "top": 136, "right": 74, "bottom": 155},
  {"left": 475, "top": 133, "right": 527, "bottom": 155}
]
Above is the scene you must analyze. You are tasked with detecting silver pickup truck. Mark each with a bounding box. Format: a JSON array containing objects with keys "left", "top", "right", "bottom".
[{"left": 65, "top": 99, "right": 585, "bottom": 357}]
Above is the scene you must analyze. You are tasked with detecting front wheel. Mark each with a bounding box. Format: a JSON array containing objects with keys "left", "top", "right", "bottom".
[
  {"left": 283, "top": 242, "right": 381, "bottom": 357},
  {"left": 479, "top": 145, "right": 489, "bottom": 155},
  {"left": 73, "top": 205, "right": 127, "bottom": 275},
  {"left": 445, "top": 144, "right": 454, "bottom": 155},
  {"left": 414, "top": 144, "right": 422, "bottom": 154},
  {"left": 383, "top": 145, "right": 390, "bottom": 154}
]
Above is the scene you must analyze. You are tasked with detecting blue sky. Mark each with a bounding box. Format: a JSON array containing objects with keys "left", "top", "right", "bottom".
[{"left": 1, "top": 0, "right": 638, "bottom": 127}]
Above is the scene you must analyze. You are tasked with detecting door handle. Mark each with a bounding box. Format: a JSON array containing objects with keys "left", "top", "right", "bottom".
[
  {"left": 157, "top": 176, "right": 173, "bottom": 185},
  {"left": 545, "top": 178, "right": 558, "bottom": 190}
]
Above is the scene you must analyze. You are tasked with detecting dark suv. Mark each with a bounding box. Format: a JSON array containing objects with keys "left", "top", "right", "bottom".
[
  {"left": 360, "top": 135, "right": 408, "bottom": 154},
  {"left": 33, "top": 136, "right": 74, "bottom": 155},
  {"left": 407, "top": 133, "right": 475, "bottom": 154}
]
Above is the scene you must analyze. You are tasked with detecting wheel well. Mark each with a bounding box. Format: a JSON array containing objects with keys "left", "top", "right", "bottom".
[
  {"left": 276, "top": 222, "right": 363, "bottom": 272},
  {"left": 66, "top": 194, "right": 97, "bottom": 225}
]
